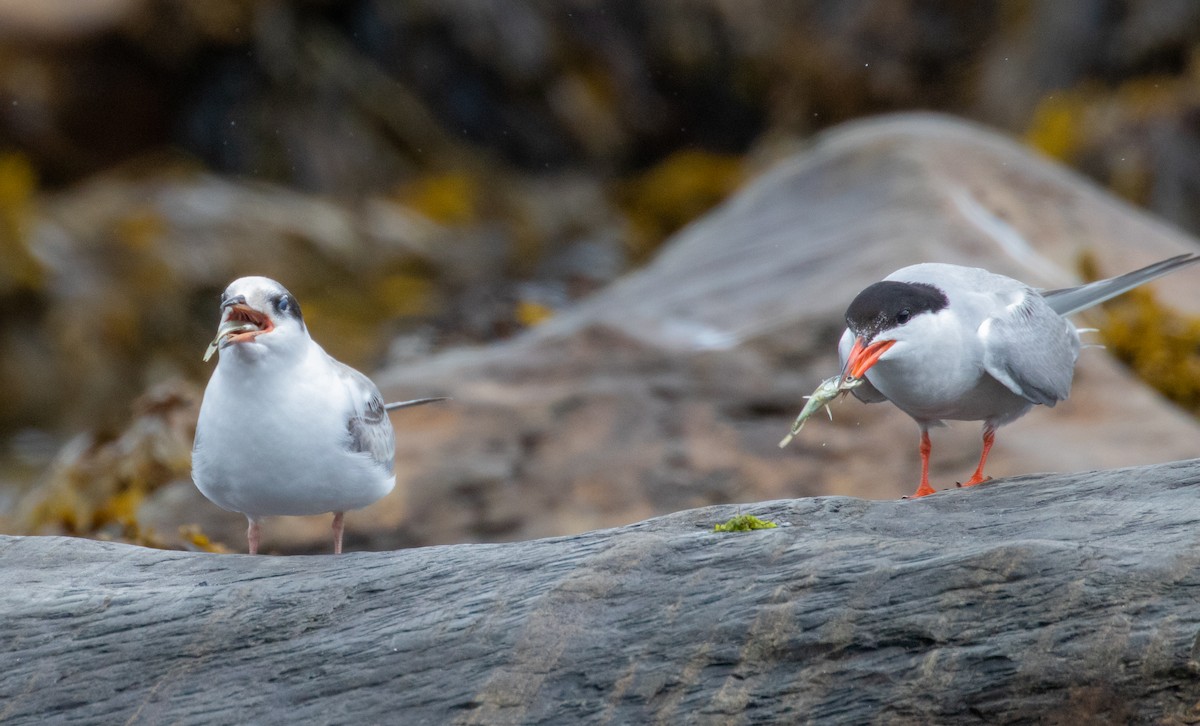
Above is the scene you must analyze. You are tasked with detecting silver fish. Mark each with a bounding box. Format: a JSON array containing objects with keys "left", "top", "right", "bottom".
[
  {"left": 778, "top": 375, "right": 863, "bottom": 448},
  {"left": 203, "top": 320, "right": 261, "bottom": 362}
]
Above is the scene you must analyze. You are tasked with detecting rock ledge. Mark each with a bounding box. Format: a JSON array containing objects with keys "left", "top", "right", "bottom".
[{"left": 3, "top": 459, "right": 1200, "bottom": 724}]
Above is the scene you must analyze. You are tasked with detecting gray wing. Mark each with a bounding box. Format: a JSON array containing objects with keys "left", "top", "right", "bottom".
[
  {"left": 333, "top": 359, "right": 396, "bottom": 474},
  {"left": 1041, "top": 253, "right": 1200, "bottom": 316},
  {"left": 849, "top": 377, "right": 888, "bottom": 404},
  {"left": 978, "top": 289, "right": 1080, "bottom": 406}
]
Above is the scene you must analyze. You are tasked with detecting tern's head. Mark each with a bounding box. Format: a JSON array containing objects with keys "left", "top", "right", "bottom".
[
  {"left": 206, "top": 276, "right": 307, "bottom": 363},
  {"left": 840, "top": 280, "right": 948, "bottom": 379}
]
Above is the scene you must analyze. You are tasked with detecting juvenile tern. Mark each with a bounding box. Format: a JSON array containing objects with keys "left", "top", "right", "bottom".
[
  {"left": 192, "top": 276, "right": 444, "bottom": 554},
  {"left": 834, "top": 254, "right": 1200, "bottom": 498}
]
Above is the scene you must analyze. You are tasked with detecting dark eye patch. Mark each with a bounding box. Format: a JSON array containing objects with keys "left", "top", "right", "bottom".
[{"left": 271, "top": 291, "right": 303, "bottom": 322}]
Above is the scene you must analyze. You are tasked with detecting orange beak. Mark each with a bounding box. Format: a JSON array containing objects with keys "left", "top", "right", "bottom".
[
  {"left": 224, "top": 303, "right": 274, "bottom": 345},
  {"left": 842, "top": 337, "right": 896, "bottom": 381}
]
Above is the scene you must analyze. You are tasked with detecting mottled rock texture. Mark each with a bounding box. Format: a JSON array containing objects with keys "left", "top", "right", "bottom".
[{"left": 4, "top": 459, "right": 1200, "bottom": 724}]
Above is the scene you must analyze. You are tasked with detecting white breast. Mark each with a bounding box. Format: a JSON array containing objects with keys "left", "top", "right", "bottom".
[{"left": 192, "top": 345, "right": 394, "bottom": 518}]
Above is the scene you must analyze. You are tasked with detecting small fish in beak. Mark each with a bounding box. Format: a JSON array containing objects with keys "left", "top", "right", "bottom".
[
  {"left": 202, "top": 304, "right": 274, "bottom": 362},
  {"left": 778, "top": 374, "right": 863, "bottom": 448},
  {"left": 203, "top": 319, "right": 261, "bottom": 361}
]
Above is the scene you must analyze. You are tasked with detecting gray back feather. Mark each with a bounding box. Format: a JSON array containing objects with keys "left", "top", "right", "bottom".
[
  {"left": 981, "top": 291, "right": 1079, "bottom": 406},
  {"left": 334, "top": 359, "right": 396, "bottom": 474}
]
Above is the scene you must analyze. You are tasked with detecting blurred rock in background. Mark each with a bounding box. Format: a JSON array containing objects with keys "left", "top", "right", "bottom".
[{"left": 3, "top": 1, "right": 1200, "bottom": 551}]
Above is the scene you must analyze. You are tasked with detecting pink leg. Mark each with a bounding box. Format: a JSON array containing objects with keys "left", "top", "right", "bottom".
[
  {"left": 247, "top": 518, "right": 261, "bottom": 555},
  {"left": 909, "top": 429, "right": 937, "bottom": 498},
  {"left": 962, "top": 425, "right": 996, "bottom": 487},
  {"left": 332, "top": 512, "right": 345, "bottom": 555}
]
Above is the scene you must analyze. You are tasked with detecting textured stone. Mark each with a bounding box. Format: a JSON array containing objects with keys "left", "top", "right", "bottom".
[{"left": 3, "top": 460, "right": 1199, "bottom": 723}]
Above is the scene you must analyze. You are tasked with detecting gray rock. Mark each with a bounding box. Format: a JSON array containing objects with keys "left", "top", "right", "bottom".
[{"left": 3, "top": 460, "right": 1199, "bottom": 723}]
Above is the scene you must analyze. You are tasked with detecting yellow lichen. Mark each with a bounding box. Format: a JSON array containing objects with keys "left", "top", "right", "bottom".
[
  {"left": 1024, "top": 71, "right": 1199, "bottom": 204},
  {"left": 0, "top": 151, "right": 43, "bottom": 292},
  {"left": 179, "top": 524, "right": 233, "bottom": 554},
  {"left": 18, "top": 382, "right": 199, "bottom": 550},
  {"left": 1024, "top": 89, "right": 1093, "bottom": 162},
  {"left": 373, "top": 271, "right": 435, "bottom": 318},
  {"left": 1080, "top": 253, "right": 1200, "bottom": 412},
  {"left": 1092, "top": 287, "right": 1200, "bottom": 411},
  {"left": 619, "top": 149, "right": 745, "bottom": 264},
  {"left": 515, "top": 299, "right": 554, "bottom": 327},
  {"left": 115, "top": 209, "right": 167, "bottom": 252},
  {"left": 302, "top": 271, "right": 435, "bottom": 367},
  {"left": 396, "top": 171, "right": 481, "bottom": 226}
]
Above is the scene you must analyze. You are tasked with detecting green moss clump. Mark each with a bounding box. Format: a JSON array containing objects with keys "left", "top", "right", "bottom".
[{"left": 713, "top": 514, "right": 778, "bottom": 532}]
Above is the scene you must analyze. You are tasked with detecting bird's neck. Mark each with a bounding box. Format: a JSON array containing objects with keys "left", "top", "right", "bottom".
[{"left": 216, "top": 338, "right": 318, "bottom": 384}]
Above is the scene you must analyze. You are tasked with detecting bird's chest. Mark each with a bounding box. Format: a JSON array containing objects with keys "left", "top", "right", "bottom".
[
  {"left": 865, "top": 333, "right": 1022, "bottom": 421},
  {"left": 869, "top": 356, "right": 980, "bottom": 410},
  {"left": 196, "top": 367, "right": 352, "bottom": 477}
]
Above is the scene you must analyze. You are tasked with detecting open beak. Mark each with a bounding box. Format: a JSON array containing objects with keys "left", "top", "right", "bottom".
[
  {"left": 203, "top": 303, "right": 274, "bottom": 362},
  {"left": 840, "top": 336, "right": 896, "bottom": 383}
]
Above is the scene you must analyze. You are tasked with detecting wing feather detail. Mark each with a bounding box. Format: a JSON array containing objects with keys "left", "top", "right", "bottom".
[
  {"left": 333, "top": 359, "right": 396, "bottom": 474},
  {"left": 979, "top": 290, "right": 1079, "bottom": 406}
]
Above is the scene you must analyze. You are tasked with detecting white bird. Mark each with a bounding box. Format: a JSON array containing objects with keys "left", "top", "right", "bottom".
[
  {"left": 836, "top": 254, "right": 1200, "bottom": 498},
  {"left": 192, "top": 276, "right": 443, "bottom": 554}
]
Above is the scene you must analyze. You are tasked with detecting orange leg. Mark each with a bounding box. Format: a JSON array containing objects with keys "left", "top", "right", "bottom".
[
  {"left": 247, "top": 518, "right": 261, "bottom": 555},
  {"left": 910, "top": 429, "right": 937, "bottom": 498},
  {"left": 961, "top": 425, "right": 996, "bottom": 487},
  {"left": 332, "top": 511, "right": 345, "bottom": 555}
]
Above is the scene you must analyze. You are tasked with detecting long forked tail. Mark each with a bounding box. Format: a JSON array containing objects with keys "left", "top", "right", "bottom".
[
  {"left": 1043, "top": 253, "right": 1200, "bottom": 316},
  {"left": 385, "top": 397, "right": 448, "bottom": 412}
]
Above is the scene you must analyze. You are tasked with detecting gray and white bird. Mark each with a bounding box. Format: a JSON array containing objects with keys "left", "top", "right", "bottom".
[
  {"left": 836, "top": 254, "right": 1200, "bottom": 498},
  {"left": 192, "top": 276, "right": 443, "bottom": 554}
]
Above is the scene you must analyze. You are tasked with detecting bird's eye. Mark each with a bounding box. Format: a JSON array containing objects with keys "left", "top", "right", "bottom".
[
  {"left": 277, "top": 295, "right": 290, "bottom": 313},
  {"left": 896, "top": 309, "right": 911, "bottom": 324}
]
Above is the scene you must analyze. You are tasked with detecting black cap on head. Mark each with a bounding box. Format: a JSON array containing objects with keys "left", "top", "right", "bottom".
[{"left": 845, "top": 280, "right": 948, "bottom": 338}]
